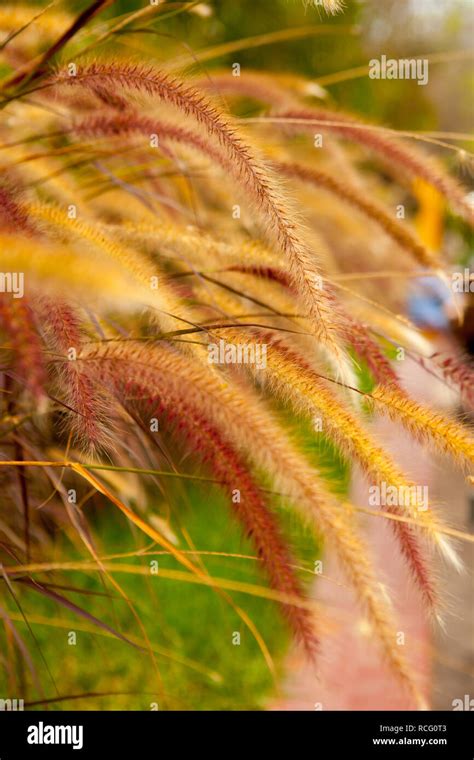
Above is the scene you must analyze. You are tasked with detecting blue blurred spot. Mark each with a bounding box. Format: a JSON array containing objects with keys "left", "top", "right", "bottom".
[{"left": 408, "top": 276, "right": 451, "bottom": 330}]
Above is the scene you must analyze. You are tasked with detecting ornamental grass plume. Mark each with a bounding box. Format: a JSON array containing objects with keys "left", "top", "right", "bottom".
[
  {"left": 50, "top": 61, "right": 353, "bottom": 376},
  {"left": 0, "top": 1, "right": 472, "bottom": 709},
  {"left": 85, "top": 340, "right": 422, "bottom": 703},
  {"left": 303, "top": 0, "right": 346, "bottom": 14}
]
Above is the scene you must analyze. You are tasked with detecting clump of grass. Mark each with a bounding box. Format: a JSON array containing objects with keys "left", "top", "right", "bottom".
[{"left": 0, "top": 1, "right": 472, "bottom": 710}]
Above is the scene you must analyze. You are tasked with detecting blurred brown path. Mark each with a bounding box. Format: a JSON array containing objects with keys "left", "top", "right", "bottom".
[{"left": 271, "top": 353, "right": 473, "bottom": 710}]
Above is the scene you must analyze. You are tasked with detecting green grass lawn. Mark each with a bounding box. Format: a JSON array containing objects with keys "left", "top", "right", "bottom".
[{"left": 1, "top": 421, "right": 347, "bottom": 710}]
